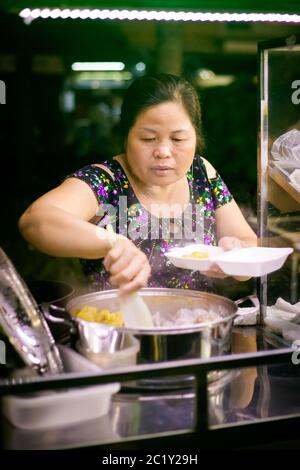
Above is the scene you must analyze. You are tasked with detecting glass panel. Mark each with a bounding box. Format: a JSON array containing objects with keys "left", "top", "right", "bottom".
[
  {"left": 259, "top": 40, "right": 300, "bottom": 314},
  {"left": 210, "top": 361, "right": 300, "bottom": 428}
]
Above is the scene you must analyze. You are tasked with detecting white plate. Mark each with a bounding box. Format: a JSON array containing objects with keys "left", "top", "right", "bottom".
[
  {"left": 165, "top": 243, "right": 223, "bottom": 271},
  {"left": 165, "top": 245, "right": 294, "bottom": 277}
]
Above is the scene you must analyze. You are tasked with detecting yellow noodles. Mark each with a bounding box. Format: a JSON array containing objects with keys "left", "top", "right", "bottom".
[
  {"left": 73, "top": 305, "right": 124, "bottom": 327},
  {"left": 182, "top": 251, "right": 209, "bottom": 259}
]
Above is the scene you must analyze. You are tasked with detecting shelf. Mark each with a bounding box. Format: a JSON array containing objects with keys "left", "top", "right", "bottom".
[
  {"left": 267, "top": 215, "right": 300, "bottom": 248},
  {"left": 268, "top": 163, "right": 300, "bottom": 211}
]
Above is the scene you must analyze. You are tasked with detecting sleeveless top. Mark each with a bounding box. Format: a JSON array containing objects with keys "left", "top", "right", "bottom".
[{"left": 67, "top": 155, "right": 232, "bottom": 291}]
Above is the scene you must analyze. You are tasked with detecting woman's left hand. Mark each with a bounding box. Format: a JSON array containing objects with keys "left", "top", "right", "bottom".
[
  {"left": 218, "top": 236, "right": 248, "bottom": 251},
  {"left": 200, "top": 236, "right": 250, "bottom": 280}
]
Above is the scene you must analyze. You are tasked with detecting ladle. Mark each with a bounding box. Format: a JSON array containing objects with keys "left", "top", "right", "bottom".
[{"left": 106, "top": 224, "right": 154, "bottom": 328}]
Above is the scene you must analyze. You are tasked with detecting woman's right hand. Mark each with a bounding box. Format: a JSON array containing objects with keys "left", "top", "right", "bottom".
[{"left": 103, "top": 237, "right": 151, "bottom": 295}]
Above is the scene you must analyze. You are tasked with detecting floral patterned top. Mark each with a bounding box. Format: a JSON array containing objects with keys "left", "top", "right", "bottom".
[{"left": 67, "top": 155, "right": 232, "bottom": 291}]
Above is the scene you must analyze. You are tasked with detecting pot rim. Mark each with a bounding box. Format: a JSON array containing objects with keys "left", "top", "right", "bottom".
[{"left": 66, "top": 288, "right": 238, "bottom": 335}]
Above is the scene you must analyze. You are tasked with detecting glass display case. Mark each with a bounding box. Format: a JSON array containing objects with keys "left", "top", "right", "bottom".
[{"left": 258, "top": 35, "right": 300, "bottom": 313}]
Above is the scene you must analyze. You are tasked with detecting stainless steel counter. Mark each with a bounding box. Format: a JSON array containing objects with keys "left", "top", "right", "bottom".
[{"left": 1, "top": 326, "right": 300, "bottom": 450}]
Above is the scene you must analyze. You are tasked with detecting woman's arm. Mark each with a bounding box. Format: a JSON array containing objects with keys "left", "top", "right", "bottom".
[
  {"left": 215, "top": 199, "right": 257, "bottom": 248},
  {"left": 18, "top": 177, "right": 151, "bottom": 293},
  {"left": 215, "top": 201, "right": 257, "bottom": 281},
  {"left": 201, "top": 158, "right": 257, "bottom": 280},
  {"left": 202, "top": 157, "right": 257, "bottom": 247},
  {"left": 18, "top": 178, "right": 111, "bottom": 258}
]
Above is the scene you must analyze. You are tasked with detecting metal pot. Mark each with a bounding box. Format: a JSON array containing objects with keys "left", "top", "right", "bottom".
[
  {"left": 62, "top": 288, "right": 258, "bottom": 363},
  {"left": 42, "top": 302, "right": 126, "bottom": 354}
]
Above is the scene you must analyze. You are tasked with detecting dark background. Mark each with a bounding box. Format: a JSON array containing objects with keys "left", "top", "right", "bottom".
[{"left": 0, "top": 7, "right": 299, "bottom": 289}]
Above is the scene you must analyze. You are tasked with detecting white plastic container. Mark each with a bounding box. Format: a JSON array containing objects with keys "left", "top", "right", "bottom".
[
  {"left": 165, "top": 244, "right": 293, "bottom": 277},
  {"left": 76, "top": 334, "right": 140, "bottom": 369},
  {"left": 1, "top": 345, "right": 120, "bottom": 430},
  {"left": 215, "top": 247, "right": 294, "bottom": 277}
]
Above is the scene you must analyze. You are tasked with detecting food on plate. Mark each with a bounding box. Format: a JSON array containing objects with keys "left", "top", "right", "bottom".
[
  {"left": 182, "top": 251, "right": 209, "bottom": 259},
  {"left": 73, "top": 306, "right": 124, "bottom": 327}
]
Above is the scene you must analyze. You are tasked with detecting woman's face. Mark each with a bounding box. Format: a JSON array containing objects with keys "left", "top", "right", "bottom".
[{"left": 125, "top": 101, "right": 197, "bottom": 186}]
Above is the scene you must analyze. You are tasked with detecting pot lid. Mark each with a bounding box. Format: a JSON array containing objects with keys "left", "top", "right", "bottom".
[{"left": 0, "top": 248, "right": 63, "bottom": 375}]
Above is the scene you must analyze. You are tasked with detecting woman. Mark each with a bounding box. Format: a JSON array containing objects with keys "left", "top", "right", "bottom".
[{"left": 18, "top": 74, "right": 257, "bottom": 294}]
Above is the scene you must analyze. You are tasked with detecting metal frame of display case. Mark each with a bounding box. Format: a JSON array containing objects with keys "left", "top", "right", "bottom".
[{"left": 0, "top": 336, "right": 299, "bottom": 449}]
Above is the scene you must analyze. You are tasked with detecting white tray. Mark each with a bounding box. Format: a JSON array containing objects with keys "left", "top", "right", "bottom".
[
  {"left": 165, "top": 244, "right": 293, "bottom": 277},
  {"left": 2, "top": 345, "right": 120, "bottom": 430}
]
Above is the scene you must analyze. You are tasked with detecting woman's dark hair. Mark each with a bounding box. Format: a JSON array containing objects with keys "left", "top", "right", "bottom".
[{"left": 119, "top": 73, "right": 203, "bottom": 153}]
